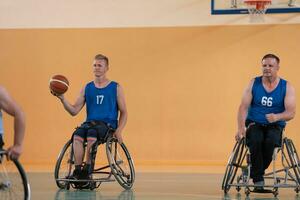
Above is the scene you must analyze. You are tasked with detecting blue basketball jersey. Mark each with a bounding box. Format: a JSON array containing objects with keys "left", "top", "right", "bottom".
[
  {"left": 85, "top": 81, "right": 119, "bottom": 129},
  {"left": 0, "top": 111, "right": 3, "bottom": 135},
  {"left": 247, "top": 76, "right": 286, "bottom": 127}
]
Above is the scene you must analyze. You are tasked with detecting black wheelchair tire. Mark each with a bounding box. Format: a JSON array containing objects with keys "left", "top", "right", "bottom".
[{"left": 14, "top": 159, "right": 30, "bottom": 200}]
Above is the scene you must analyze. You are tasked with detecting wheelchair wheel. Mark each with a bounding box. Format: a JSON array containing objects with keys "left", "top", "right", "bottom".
[
  {"left": 106, "top": 137, "right": 135, "bottom": 189},
  {"left": 0, "top": 151, "right": 30, "bottom": 200},
  {"left": 284, "top": 138, "right": 300, "bottom": 183},
  {"left": 54, "top": 139, "right": 74, "bottom": 189},
  {"left": 222, "top": 138, "right": 247, "bottom": 194}
]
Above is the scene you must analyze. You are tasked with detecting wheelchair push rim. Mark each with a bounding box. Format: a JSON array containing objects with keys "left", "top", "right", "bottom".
[{"left": 106, "top": 137, "right": 135, "bottom": 189}]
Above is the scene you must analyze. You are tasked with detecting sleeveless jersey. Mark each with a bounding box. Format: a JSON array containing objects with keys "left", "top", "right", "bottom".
[
  {"left": 85, "top": 81, "right": 118, "bottom": 128},
  {"left": 0, "top": 110, "right": 3, "bottom": 135},
  {"left": 247, "top": 76, "right": 287, "bottom": 127}
]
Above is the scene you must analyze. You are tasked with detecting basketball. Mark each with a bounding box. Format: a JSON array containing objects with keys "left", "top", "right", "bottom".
[{"left": 49, "top": 75, "right": 69, "bottom": 95}]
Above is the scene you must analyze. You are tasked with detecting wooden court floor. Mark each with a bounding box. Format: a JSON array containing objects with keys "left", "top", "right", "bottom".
[{"left": 28, "top": 172, "right": 300, "bottom": 200}]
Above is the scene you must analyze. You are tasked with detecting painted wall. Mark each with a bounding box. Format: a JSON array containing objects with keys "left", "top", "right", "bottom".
[
  {"left": 1, "top": 0, "right": 300, "bottom": 170},
  {"left": 1, "top": 24, "right": 300, "bottom": 168}
]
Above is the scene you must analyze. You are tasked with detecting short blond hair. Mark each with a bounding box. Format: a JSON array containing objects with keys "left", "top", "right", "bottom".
[{"left": 94, "top": 54, "right": 109, "bottom": 66}]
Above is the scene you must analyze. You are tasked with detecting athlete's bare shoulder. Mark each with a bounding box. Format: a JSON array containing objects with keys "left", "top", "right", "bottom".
[{"left": 0, "top": 85, "right": 8, "bottom": 101}]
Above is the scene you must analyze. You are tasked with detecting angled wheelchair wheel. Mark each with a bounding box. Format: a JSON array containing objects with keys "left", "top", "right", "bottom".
[
  {"left": 54, "top": 139, "right": 74, "bottom": 189},
  {"left": 222, "top": 138, "right": 247, "bottom": 194},
  {"left": 0, "top": 151, "right": 30, "bottom": 200},
  {"left": 106, "top": 137, "right": 135, "bottom": 189},
  {"left": 284, "top": 138, "right": 300, "bottom": 183}
]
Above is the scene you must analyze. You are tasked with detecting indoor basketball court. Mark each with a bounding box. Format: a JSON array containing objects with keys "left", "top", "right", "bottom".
[
  {"left": 26, "top": 172, "right": 300, "bottom": 199},
  {"left": 1, "top": 1, "right": 300, "bottom": 200}
]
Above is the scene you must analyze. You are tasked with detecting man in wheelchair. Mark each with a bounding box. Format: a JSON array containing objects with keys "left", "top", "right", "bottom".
[
  {"left": 52, "top": 54, "right": 128, "bottom": 183},
  {"left": 235, "top": 54, "right": 296, "bottom": 192}
]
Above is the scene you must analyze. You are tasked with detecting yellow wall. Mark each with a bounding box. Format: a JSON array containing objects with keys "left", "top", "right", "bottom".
[{"left": 1, "top": 24, "right": 300, "bottom": 169}]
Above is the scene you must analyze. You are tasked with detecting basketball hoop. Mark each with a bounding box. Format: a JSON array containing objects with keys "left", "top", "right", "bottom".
[
  {"left": 244, "top": 0, "right": 272, "bottom": 21},
  {"left": 244, "top": 0, "right": 272, "bottom": 15}
]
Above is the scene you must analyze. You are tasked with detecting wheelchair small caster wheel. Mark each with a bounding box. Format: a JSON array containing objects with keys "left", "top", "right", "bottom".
[
  {"left": 223, "top": 186, "right": 230, "bottom": 194},
  {"left": 295, "top": 187, "right": 300, "bottom": 193},
  {"left": 65, "top": 183, "right": 70, "bottom": 190},
  {"left": 89, "top": 182, "right": 96, "bottom": 190},
  {"left": 273, "top": 188, "right": 278, "bottom": 197},
  {"left": 236, "top": 186, "right": 241, "bottom": 192},
  {"left": 245, "top": 187, "right": 250, "bottom": 196},
  {"left": 223, "top": 189, "right": 228, "bottom": 194}
]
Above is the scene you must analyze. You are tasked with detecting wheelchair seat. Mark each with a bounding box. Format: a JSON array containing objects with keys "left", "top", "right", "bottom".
[
  {"left": 222, "top": 136, "right": 300, "bottom": 197},
  {"left": 54, "top": 126, "right": 135, "bottom": 190}
]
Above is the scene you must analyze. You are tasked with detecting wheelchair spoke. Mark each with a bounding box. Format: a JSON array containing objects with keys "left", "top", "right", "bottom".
[
  {"left": 106, "top": 137, "right": 135, "bottom": 189},
  {"left": 114, "top": 161, "right": 129, "bottom": 178}
]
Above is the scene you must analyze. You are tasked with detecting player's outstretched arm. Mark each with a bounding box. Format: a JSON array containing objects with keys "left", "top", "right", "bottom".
[
  {"left": 0, "top": 86, "right": 25, "bottom": 159},
  {"left": 53, "top": 87, "right": 85, "bottom": 116}
]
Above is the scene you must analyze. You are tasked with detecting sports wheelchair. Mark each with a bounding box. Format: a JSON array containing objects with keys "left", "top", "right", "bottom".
[
  {"left": 222, "top": 136, "right": 300, "bottom": 197},
  {"left": 54, "top": 126, "right": 135, "bottom": 190},
  {"left": 0, "top": 149, "right": 30, "bottom": 200}
]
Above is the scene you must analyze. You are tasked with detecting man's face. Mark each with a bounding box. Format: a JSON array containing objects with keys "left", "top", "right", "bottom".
[
  {"left": 93, "top": 59, "right": 108, "bottom": 77},
  {"left": 261, "top": 57, "right": 279, "bottom": 78}
]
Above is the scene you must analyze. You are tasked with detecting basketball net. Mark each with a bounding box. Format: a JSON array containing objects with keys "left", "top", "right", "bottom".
[{"left": 244, "top": 0, "right": 272, "bottom": 22}]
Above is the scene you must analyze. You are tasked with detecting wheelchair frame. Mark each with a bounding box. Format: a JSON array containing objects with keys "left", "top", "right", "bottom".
[
  {"left": 54, "top": 129, "right": 135, "bottom": 190},
  {"left": 222, "top": 137, "right": 300, "bottom": 197},
  {"left": 0, "top": 149, "right": 31, "bottom": 200}
]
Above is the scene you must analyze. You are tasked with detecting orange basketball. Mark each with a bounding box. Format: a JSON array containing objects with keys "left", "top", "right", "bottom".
[{"left": 49, "top": 75, "right": 69, "bottom": 95}]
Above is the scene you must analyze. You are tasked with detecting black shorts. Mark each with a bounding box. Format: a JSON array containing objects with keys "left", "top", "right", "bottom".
[
  {"left": 73, "top": 121, "right": 111, "bottom": 142},
  {"left": 0, "top": 134, "right": 4, "bottom": 149},
  {"left": 245, "top": 120, "right": 283, "bottom": 147}
]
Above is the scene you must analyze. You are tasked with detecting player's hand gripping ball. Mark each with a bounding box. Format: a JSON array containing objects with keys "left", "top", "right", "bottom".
[{"left": 49, "top": 75, "right": 69, "bottom": 95}]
